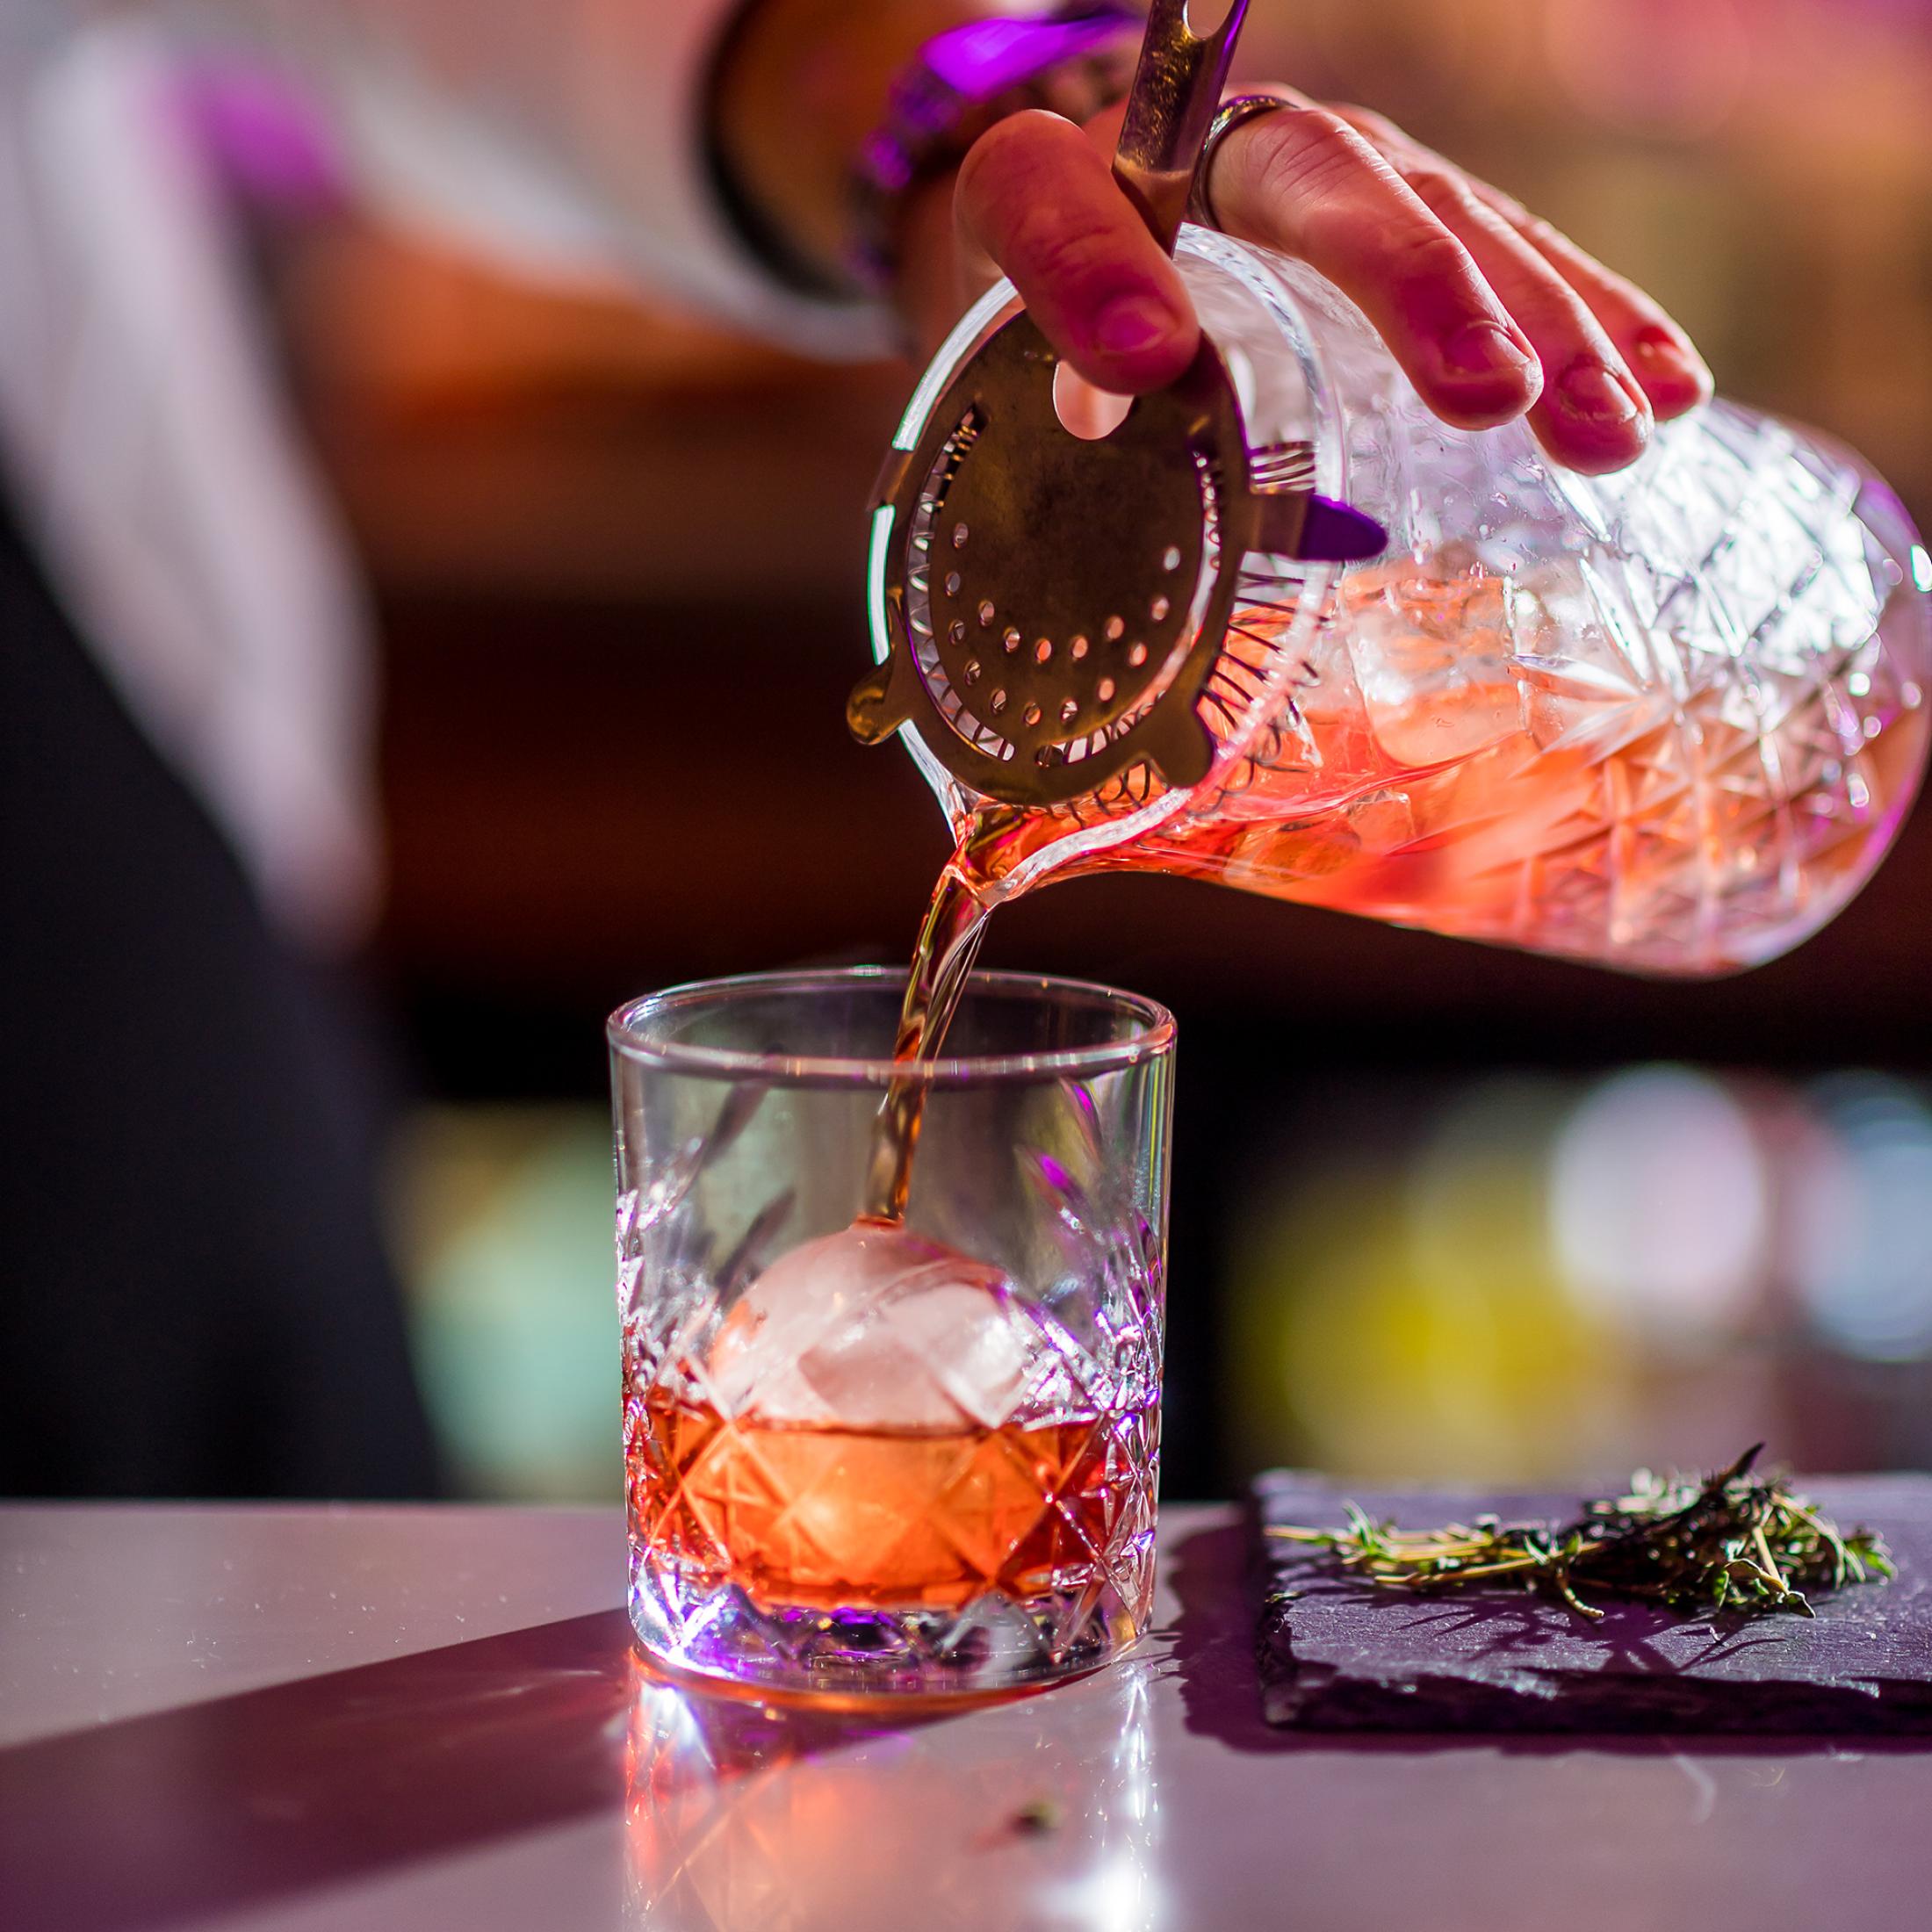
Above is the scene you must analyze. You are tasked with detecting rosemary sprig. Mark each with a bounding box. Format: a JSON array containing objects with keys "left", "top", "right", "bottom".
[{"left": 1267, "top": 1445, "right": 1895, "bottom": 1624}]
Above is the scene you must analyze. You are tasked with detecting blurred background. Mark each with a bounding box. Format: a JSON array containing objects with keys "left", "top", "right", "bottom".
[{"left": 252, "top": 0, "right": 1932, "bottom": 1501}]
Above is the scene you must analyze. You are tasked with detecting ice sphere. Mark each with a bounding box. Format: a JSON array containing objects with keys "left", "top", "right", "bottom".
[{"left": 706, "top": 1222, "right": 1039, "bottom": 1431}]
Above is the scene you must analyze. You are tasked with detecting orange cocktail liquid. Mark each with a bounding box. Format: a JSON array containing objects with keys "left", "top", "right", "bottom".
[
  {"left": 956, "top": 555, "right": 1928, "bottom": 973},
  {"left": 629, "top": 1387, "right": 1137, "bottom": 1611}
]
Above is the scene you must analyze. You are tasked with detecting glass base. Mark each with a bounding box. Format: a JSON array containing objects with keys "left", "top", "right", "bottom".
[{"left": 628, "top": 1552, "right": 1152, "bottom": 1705}]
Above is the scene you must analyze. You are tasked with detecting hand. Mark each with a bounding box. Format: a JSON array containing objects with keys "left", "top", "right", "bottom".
[{"left": 900, "top": 93, "right": 1712, "bottom": 475}]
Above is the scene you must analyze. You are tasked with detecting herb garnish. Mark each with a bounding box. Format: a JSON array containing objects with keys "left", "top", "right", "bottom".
[{"left": 1267, "top": 1445, "right": 1894, "bottom": 1623}]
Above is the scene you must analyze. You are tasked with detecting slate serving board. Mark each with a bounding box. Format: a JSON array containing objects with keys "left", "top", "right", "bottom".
[{"left": 1250, "top": 1471, "right": 1932, "bottom": 1734}]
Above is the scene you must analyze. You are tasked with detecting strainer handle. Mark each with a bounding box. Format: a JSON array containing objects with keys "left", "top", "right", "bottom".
[{"left": 1113, "top": 0, "right": 1251, "bottom": 255}]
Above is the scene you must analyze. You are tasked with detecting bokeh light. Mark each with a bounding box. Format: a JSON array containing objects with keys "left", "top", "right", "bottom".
[
  {"left": 1227, "top": 1063, "right": 1932, "bottom": 1488},
  {"left": 1792, "top": 1076, "right": 1932, "bottom": 1361},
  {"left": 1549, "top": 1065, "right": 1768, "bottom": 1345}
]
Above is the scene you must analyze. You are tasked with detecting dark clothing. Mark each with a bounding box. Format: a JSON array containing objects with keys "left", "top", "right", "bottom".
[{"left": 1, "top": 494, "right": 436, "bottom": 1498}]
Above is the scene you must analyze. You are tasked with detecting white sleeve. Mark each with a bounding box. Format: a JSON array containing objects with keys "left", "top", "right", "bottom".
[
  {"left": 214, "top": 0, "right": 897, "bottom": 360},
  {"left": 0, "top": 0, "right": 896, "bottom": 950}
]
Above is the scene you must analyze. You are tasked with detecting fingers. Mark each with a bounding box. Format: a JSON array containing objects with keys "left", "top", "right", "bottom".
[
  {"left": 1206, "top": 93, "right": 1542, "bottom": 432},
  {"left": 955, "top": 109, "right": 1198, "bottom": 393},
  {"left": 1378, "top": 156, "right": 1654, "bottom": 473},
  {"left": 946, "top": 90, "right": 1706, "bottom": 479},
  {"left": 1474, "top": 190, "right": 1713, "bottom": 419},
  {"left": 1330, "top": 107, "right": 1711, "bottom": 427}
]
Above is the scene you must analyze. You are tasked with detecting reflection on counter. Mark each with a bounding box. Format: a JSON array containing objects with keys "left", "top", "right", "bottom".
[{"left": 624, "top": 1657, "right": 1158, "bottom": 1931}]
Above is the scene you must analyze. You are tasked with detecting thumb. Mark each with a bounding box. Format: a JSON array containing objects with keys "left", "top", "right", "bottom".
[{"left": 955, "top": 109, "right": 1198, "bottom": 393}]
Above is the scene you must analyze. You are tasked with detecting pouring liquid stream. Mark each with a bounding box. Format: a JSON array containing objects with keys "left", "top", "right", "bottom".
[
  {"left": 856, "top": 819, "right": 1007, "bottom": 1223},
  {"left": 855, "top": 790, "right": 1093, "bottom": 1224}
]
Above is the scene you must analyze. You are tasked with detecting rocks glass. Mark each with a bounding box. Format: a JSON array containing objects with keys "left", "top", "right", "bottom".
[{"left": 609, "top": 967, "right": 1172, "bottom": 1704}]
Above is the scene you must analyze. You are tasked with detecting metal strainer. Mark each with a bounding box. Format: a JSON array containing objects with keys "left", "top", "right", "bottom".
[{"left": 847, "top": 0, "right": 1384, "bottom": 810}]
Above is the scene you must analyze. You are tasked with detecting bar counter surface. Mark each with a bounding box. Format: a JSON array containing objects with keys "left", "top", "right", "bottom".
[{"left": 4, "top": 1503, "right": 1928, "bottom": 1929}]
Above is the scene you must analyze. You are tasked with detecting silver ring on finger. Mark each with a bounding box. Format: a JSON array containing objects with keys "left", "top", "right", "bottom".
[{"left": 1186, "top": 92, "right": 1293, "bottom": 231}]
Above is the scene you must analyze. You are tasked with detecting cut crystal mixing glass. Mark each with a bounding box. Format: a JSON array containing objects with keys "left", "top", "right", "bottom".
[{"left": 853, "top": 0, "right": 1931, "bottom": 972}]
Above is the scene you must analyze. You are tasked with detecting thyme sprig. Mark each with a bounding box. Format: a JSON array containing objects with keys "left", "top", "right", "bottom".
[{"left": 1267, "top": 1445, "right": 1894, "bottom": 1624}]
